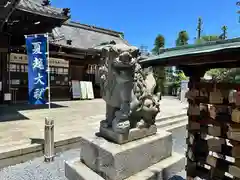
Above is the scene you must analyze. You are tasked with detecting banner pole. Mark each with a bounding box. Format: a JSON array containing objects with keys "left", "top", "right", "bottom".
[
  {"left": 44, "top": 33, "right": 54, "bottom": 162},
  {"left": 46, "top": 33, "right": 51, "bottom": 110}
]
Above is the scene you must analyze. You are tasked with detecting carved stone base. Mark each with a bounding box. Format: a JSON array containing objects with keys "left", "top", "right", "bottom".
[
  {"left": 65, "top": 131, "right": 176, "bottom": 180},
  {"left": 98, "top": 123, "right": 157, "bottom": 144}
]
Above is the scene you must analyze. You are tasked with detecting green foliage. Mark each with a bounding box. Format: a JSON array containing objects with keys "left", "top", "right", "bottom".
[
  {"left": 195, "top": 35, "right": 221, "bottom": 44},
  {"left": 166, "top": 69, "right": 188, "bottom": 95},
  {"left": 176, "top": 31, "right": 189, "bottom": 46},
  {"left": 206, "top": 68, "right": 228, "bottom": 80},
  {"left": 172, "top": 70, "right": 188, "bottom": 88},
  {"left": 195, "top": 25, "right": 227, "bottom": 44},
  {"left": 219, "top": 26, "right": 227, "bottom": 40},
  {"left": 195, "top": 25, "right": 228, "bottom": 81},
  {"left": 201, "top": 35, "right": 220, "bottom": 41},
  {"left": 152, "top": 34, "right": 165, "bottom": 55},
  {"left": 151, "top": 34, "right": 166, "bottom": 94},
  {"left": 197, "top": 32, "right": 228, "bottom": 81},
  {"left": 153, "top": 66, "right": 166, "bottom": 93},
  {"left": 206, "top": 68, "right": 240, "bottom": 83},
  {"left": 173, "top": 31, "right": 189, "bottom": 92},
  {"left": 195, "top": 39, "right": 204, "bottom": 44}
]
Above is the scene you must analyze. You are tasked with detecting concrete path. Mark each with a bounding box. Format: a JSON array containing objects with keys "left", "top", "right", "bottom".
[
  {"left": 0, "top": 96, "right": 187, "bottom": 168},
  {"left": 0, "top": 125, "right": 187, "bottom": 180}
]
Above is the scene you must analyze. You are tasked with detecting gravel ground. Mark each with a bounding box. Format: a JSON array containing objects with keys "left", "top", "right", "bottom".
[
  {"left": 0, "top": 150, "right": 79, "bottom": 180},
  {"left": 172, "top": 126, "right": 187, "bottom": 154},
  {"left": 172, "top": 126, "right": 187, "bottom": 179},
  {"left": 0, "top": 127, "right": 187, "bottom": 180}
]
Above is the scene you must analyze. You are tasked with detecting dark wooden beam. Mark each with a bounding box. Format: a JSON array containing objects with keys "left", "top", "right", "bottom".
[
  {"left": 177, "top": 49, "right": 240, "bottom": 66},
  {"left": 0, "top": 0, "right": 21, "bottom": 32},
  {"left": 179, "top": 66, "right": 208, "bottom": 77},
  {"left": 0, "top": 48, "right": 8, "bottom": 52},
  {"left": 6, "top": 9, "right": 62, "bottom": 36}
]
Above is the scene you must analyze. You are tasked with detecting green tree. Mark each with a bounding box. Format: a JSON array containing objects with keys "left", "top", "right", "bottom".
[
  {"left": 152, "top": 34, "right": 165, "bottom": 55},
  {"left": 199, "top": 35, "right": 225, "bottom": 79},
  {"left": 151, "top": 34, "right": 166, "bottom": 94},
  {"left": 197, "top": 27, "right": 229, "bottom": 80},
  {"left": 195, "top": 35, "right": 221, "bottom": 44},
  {"left": 224, "top": 68, "right": 240, "bottom": 83},
  {"left": 219, "top": 25, "right": 227, "bottom": 40},
  {"left": 168, "top": 68, "right": 188, "bottom": 96},
  {"left": 171, "top": 30, "right": 189, "bottom": 94},
  {"left": 206, "top": 68, "right": 229, "bottom": 81},
  {"left": 173, "top": 70, "right": 188, "bottom": 86},
  {"left": 176, "top": 30, "right": 189, "bottom": 46},
  {"left": 201, "top": 35, "right": 220, "bottom": 41},
  {"left": 206, "top": 68, "right": 240, "bottom": 83}
]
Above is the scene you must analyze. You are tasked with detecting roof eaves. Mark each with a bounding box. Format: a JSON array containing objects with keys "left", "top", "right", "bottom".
[
  {"left": 16, "top": 0, "right": 69, "bottom": 20},
  {"left": 141, "top": 38, "right": 240, "bottom": 64},
  {"left": 163, "top": 37, "right": 240, "bottom": 53}
]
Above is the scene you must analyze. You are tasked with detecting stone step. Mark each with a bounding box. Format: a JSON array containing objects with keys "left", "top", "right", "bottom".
[
  {"left": 155, "top": 113, "right": 186, "bottom": 123},
  {"left": 127, "top": 152, "right": 185, "bottom": 180},
  {"left": 86, "top": 114, "right": 187, "bottom": 129},
  {"left": 161, "top": 120, "right": 188, "bottom": 132},
  {"left": 156, "top": 116, "right": 187, "bottom": 129},
  {"left": 65, "top": 152, "right": 185, "bottom": 180},
  {"left": 65, "top": 158, "right": 105, "bottom": 180},
  {"left": 87, "top": 113, "right": 187, "bottom": 125}
]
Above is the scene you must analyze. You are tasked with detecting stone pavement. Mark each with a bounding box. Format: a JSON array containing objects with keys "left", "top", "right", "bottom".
[
  {"left": 0, "top": 126, "right": 187, "bottom": 180},
  {"left": 0, "top": 96, "right": 187, "bottom": 168},
  {"left": 0, "top": 125, "right": 188, "bottom": 180}
]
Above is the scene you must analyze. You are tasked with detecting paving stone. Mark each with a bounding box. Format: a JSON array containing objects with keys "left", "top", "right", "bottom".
[{"left": 0, "top": 97, "right": 186, "bottom": 160}]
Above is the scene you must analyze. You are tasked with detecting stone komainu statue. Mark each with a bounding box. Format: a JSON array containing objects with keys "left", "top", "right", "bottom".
[{"left": 96, "top": 41, "right": 161, "bottom": 134}]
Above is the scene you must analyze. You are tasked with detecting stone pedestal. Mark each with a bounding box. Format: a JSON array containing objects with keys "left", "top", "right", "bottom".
[
  {"left": 65, "top": 130, "right": 185, "bottom": 180},
  {"left": 98, "top": 123, "right": 157, "bottom": 144}
]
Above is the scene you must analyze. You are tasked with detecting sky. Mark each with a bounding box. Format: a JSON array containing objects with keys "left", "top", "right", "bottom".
[{"left": 52, "top": 0, "right": 240, "bottom": 50}]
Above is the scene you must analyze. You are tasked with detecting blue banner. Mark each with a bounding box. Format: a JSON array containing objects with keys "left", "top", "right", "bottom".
[{"left": 25, "top": 35, "right": 48, "bottom": 104}]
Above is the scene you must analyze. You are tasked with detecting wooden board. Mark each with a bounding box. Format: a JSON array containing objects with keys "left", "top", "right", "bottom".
[
  {"left": 85, "top": 81, "right": 94, "bottom": 99},
  {"left": 71, "top": 80, "right": 81, "bottom": 99},
  {"left": 79, "top": 81, "right": 87, "bottom": 99}
]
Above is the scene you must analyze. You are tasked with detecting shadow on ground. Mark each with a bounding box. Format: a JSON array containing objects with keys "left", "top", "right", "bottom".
[
  {"left": 30, "top": 138, "right": 45, "bottom": 145},
  {"left": 0, "top": 103, "right": 68, "bottom": 122}
]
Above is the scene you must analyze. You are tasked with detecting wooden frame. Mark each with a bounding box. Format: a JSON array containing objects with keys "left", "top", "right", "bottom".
[
  {"left": 175, "top": 52, "right": 240, "bottom": 179},
  {"left": 140, "top": 40, "right": 240, "bottom": 179}
]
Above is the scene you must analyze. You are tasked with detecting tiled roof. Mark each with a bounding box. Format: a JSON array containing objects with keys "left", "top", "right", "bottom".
[
  {"left": 50, "top": 21, "right": 129, "bottom": 50},
  {"left": 140, "top": 38, "right": 240, "bottom": 65},
  {"left": 16, "top": 0, "right": 69, "bottom": 19},
  {"left": 0, "top": 0, "right": 20, "bottom": 22}
]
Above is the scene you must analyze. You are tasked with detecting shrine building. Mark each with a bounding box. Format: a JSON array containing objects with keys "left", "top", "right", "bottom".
[{"left": 0, "top": 0, "right": 129, "bottom": 104}]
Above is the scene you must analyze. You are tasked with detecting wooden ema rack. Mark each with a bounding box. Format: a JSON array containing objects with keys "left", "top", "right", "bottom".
[{"left": 186, "top": 82, "right": 240, "bottom": 180}]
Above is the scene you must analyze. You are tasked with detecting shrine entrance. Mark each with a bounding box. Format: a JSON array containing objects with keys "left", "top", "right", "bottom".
[{"left": 141, "top": 38, "right": 240, "bottom": 180}]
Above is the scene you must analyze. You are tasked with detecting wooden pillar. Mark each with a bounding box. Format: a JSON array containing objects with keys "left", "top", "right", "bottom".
[
  {"left": 0, "top": 34, "right": 10, "bottom": 104},
  {"left": 1, "top": 52, "right": 9, "bottom": 91},
  {"left": 181, "top": 66, "right": 209, "bottom": 179}
]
